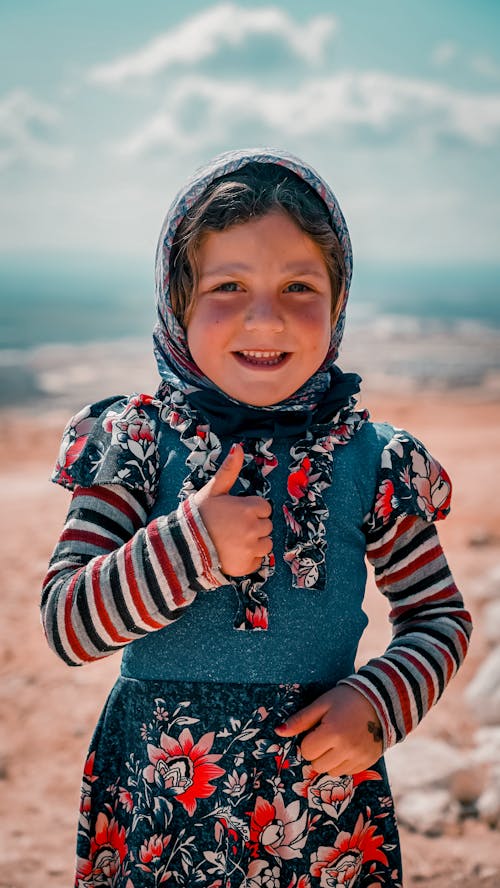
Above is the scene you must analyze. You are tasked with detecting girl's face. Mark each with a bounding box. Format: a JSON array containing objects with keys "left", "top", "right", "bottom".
[{"left": 186, "top": 210, "right": 333, "bottom": 406}]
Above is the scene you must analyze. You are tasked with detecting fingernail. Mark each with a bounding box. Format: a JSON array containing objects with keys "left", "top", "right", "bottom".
[
  {"left": 275, "top": 722, "right": 287, "bottom": 734},
  {"left": 230, "top": 444, "right": 237, "bottom": 454}
]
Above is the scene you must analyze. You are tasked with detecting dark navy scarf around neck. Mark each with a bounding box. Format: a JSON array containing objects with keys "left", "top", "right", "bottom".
[{"left": 184, "top": 366, "right": 361, "bottom": 439}]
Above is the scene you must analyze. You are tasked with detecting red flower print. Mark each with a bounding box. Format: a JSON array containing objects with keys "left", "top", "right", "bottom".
[
  {"left": 374, "top": 479, "right": 395, "bottom": 524},
  {"left": 133, "top": 393, "right": 155, "bottom": 407},
  {"left": 143, "top": 728, "right": 225, "bottom": 816},
  {"left": 75, "top": 854, "right": 93, "bottom": 886},
  {"left": 79, "top": 752, "right": 98, "bottom": 828},
  {"left": 86, "top": 812, "right": 128, "bottom": 884},
  {"left": 310, "top": 813, "right": 388, "bottom": 887},
  {"left": 287, "top": 457, "right": 311, "bottom": 499},
  {"left": 118, "top": 787, "right": 134, "bottom": 813},
  {"left": 255, "top": 453, "right": 279, "bottom": 476},
  {"left": 248, "top": 794, "right": 309, "bottom": 860},
  {"left": 57, "top": 436, "right": 87, "bottom": 474},
  {"left": 102, "top": 403, "right": 155, "bottom": 463},
  {"left": 293, "top": 765, "right": 381, "bottom": 819},
  {"left": 287, "top": 876, "right": 311, "bottom": 888},
  {"left": 82, "top": 750, "right": 96, "bottom": 780},
  {"left": 246, "top": 606, "right": 269, "bottom": 630},
  {"left": 284, "top": 552, "right": 320, "bottom": 589},
  {"left": 126, "top": 417, "right": 154, "bottom": 443},
  {"left": 139, "top": 833, "right": 170, "bottom": 864},
  {"left": 282, "top": 505, "right": 301, "bottom": 535},
  {"left": 410, "top": 450, "right": 452, "bottom": 520},
  {"left": 55, "top": 406, "right": 95, "bottom": 479},
  {"left": 331, "top": 423, "right": 349, "bottom": 442}
]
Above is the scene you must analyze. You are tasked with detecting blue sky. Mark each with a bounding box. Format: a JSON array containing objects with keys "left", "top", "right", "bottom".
[{"left": 1, "top": 0, "right": 500, "bottom": 263}]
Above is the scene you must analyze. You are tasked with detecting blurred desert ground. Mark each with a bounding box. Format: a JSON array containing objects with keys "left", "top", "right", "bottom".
[{"left": 1, "top": 326, "right": 500, "bottom": 888}]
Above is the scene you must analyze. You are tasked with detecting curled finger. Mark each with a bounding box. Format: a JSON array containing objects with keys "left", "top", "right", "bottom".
[
  {"left": 258, "top": 518, "right": 273, "bottom": 538},
  {"left": 299, "top": 721, "right": 336, "bottom": 762},
  {"left": 256, "top": 537, "right": 273, "bottom": 557},
  {"left": 309, "top": 748, "right": 344, "bottom": 776}
]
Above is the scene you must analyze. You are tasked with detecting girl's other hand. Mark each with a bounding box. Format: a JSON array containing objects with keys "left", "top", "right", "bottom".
[
  {"left": 194, "top": 444, "right": 273, "bottom": 576},
  {"left": 275, "top": 685, "right": 383, "bottom": 776}
]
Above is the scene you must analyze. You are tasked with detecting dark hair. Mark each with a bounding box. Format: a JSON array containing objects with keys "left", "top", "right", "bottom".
[{"left": 169, "top": 162, "right": 345, "bottom": 326}]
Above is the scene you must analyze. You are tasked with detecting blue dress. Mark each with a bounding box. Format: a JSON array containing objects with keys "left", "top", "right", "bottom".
[{"left": 71, "top": 419, "right": 403, "bottom": 888}]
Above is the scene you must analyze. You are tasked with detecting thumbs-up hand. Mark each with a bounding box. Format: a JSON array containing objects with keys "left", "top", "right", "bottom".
[
  {"left": 275, "top": 685, "right": 383, "bottom": 776},
  {"left": 194, "top": 444, "right": 273, "bottom": 576}
]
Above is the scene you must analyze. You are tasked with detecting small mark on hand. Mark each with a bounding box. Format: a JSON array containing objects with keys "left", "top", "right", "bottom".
[{"left": 368, "top": 720, "right": 383, "bottom": 744}]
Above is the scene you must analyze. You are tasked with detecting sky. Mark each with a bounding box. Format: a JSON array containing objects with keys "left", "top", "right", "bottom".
[{"left": 1, "top": 0, "right": 500, "bottom": 264}]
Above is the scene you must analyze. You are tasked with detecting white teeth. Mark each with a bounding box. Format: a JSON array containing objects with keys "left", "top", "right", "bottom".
[
  {"left": 237, "top": 349, "right": 286, "bottom": 367},
  {"left": 240, "top": 350, "right": 282, "bottom": 358}
]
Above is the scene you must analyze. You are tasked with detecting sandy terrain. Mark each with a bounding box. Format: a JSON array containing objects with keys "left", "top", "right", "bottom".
[{"left": 0, "top": 386, "right": 499, "bottom": 888}]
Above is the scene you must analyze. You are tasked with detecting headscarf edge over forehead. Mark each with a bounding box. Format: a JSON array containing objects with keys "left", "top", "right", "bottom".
[{"left": 153, "top": 148, "right": 352, "bottom": 394}]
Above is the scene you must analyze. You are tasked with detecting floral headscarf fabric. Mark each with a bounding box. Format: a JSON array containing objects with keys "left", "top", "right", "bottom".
[{"left": 153, "top": 148, "right": 353, "bottom": 405}]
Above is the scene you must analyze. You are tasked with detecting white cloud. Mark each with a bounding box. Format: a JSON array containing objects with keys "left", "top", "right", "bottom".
[
  {"left": 431, "top": 41, "right": 459, "bottom": 67},
  {"left": 87, "top": 3, "right": 336, "bottom": 86},
  {"left": 471, "top": 54, "right": 500, "bottom": 81},
  {"left": 0, "top": 89, "right": 73, "bottom": 171},
  {"left": 431, "top": 43, "right": 500, "bottom": 82},
  {"left": 114, "top": 71, "right": 500, "bottom": 158}
]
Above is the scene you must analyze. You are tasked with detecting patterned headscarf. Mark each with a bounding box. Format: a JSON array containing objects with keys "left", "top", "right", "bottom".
[
  {"left": 153, "top": 147, "right": 352, "bottom": 406},
  {"left": 150, "top": 149, "right": 368, "bottom": 630}
]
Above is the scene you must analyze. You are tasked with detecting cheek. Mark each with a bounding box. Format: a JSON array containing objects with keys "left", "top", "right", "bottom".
[
  {"left": 297, "top": 306, "right": 332, "bottom": 351},
  {"left": 186, "top": 305, "right": 232, "bottom": 365},
  {"left": 188, "top": 301, "right": 237, "bottom": 335},
  {"left": 186, "top": 314, "right": 203, "bottom": 362}
]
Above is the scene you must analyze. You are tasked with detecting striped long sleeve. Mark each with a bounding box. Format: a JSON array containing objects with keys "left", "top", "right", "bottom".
[
  {"left": 41, "top": 484, "right": 226, "bottom": 666},
  {"left": 339, "top": 513, "right": 472, "bottom": 750}
]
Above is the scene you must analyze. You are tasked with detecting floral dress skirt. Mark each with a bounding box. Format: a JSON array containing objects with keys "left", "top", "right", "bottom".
[{"left": 76, "top": 677, "right": 402, "bottom": 888}]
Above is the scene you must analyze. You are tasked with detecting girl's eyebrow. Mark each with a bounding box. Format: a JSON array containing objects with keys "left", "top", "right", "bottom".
[
  {"left": 281, "top": 263, "right": 326, "bottom": 278},
  {"left": 200, "top": 262, "right": 326, "bottom": 278},
  {"left": 200, "top": 263, "right": 252, "bottom": 278}
]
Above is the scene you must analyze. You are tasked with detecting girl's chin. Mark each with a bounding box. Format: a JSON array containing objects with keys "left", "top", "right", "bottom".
[{"left": 223, "top": 381, "right": 300, "bottom": 406}]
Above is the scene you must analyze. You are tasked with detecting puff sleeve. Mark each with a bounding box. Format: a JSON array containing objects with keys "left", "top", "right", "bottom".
[
  {"left": 338, "top": 430, "right": 472, "bottom": 750},
  {"left": 42, "top": 395, "right": 226, "bottom": 666},
  {"left": 51, "top": 394, "right": 162, "bottom": 503}
]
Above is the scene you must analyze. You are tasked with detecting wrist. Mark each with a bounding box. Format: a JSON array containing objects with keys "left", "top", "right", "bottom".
[{"left": 177, "top": 497, "right": 227, "bottom": 589}]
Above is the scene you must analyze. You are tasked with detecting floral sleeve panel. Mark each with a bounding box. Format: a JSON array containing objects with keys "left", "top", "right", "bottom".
[
  {"left": 368, "top": 430, "right": 452, "bottom": 532},
  {"left": 51, "top": 394, "right": 161, "bottom": 506}
]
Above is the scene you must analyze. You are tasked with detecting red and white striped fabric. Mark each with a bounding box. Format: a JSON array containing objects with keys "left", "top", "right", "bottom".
[
  {"left": 41, "top": 485, "right": 224, "bottom": 666},
  {"left": 41, "top": 484, "right": 471, "bottom": 750},
  {"left": 339, "top": 513, "right": 471, "bottom": 748}
]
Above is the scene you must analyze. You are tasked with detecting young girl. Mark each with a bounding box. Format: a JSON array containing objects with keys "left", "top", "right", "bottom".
[{"left": 42, "top": 148, "right": 472, "bottom": 888}]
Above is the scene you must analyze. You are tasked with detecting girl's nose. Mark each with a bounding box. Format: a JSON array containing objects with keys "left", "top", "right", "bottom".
[{"left": 243, "top": 295, "right": 285, "bottom": 333}]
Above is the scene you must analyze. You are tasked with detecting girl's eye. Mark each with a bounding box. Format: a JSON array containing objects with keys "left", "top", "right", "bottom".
[
  {"left": 285, "top": 282, "right": 312, "bottom": 293},
  {"left": 214, "top": 281, "right": 240, "bottom": 292}
]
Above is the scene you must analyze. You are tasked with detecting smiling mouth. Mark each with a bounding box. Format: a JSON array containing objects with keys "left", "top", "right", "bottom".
[{"left": 235, "top": 350, "right": 289, "bottom": 367}]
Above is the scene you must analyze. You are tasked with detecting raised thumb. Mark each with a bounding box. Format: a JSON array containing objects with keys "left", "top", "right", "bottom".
[{"left": 208, "top": 443, "right": 245, "bottom": 497}]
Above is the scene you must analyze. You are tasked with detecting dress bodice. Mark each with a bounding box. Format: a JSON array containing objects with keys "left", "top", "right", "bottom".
[{"left": 120, "top": 421, "right": 393, "bottom": 683}]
